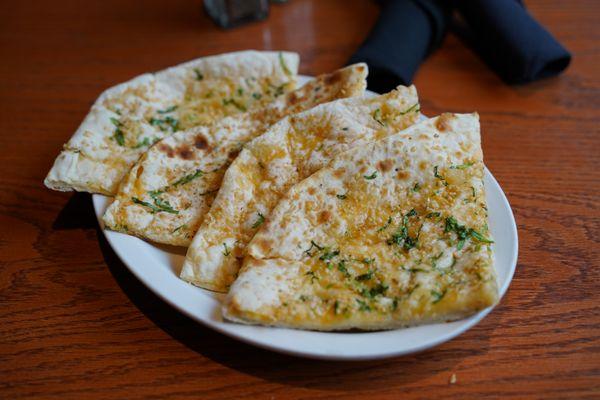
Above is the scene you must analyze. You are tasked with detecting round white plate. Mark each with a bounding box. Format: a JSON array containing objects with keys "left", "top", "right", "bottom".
[{"left": 92, "top": 77, "right": 518, "bottom": 360}]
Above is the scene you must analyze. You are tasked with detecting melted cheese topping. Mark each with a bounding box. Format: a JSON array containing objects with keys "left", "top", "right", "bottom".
[
  {"left": 223, "top": 113, "right": 498, "bottom": 331},
  {"left": 103, "top": 64, "right": 369, "bottom": 247}
]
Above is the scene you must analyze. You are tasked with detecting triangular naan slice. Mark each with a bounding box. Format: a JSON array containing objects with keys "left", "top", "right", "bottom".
[
  {"left": 224, "top": 113, "right": 498, "bottom": 331},
  {"left": 182, "top": 86, "right": 420, "bottom": 291},
  {"left": 45, "top": 50, "right": 299, "bottom": 195},
  {"left": 102, "top": 64, "right": 368, "bottom": 245}
]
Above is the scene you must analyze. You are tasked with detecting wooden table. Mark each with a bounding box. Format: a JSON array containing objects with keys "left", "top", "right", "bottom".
[{"left": 1, "top": 1, "right": 598, "bottom": 398}]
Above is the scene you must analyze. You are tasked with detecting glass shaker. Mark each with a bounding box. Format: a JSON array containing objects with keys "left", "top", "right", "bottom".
[{"left": 204, "top": 0, "right": 270, "bottom": 28}]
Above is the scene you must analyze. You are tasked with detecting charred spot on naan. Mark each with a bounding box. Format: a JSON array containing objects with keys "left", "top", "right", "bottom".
[
  {"left": 228, "top": 148, "right": 242, "bottom": 160},
  {"left": 288, "top": 91, "right": 301, "bottom": 105},
  {"left": 324, "top": 70, "right": 343, "bottom": 85},
  {"left": 435, "top": 113, "right": 456, "bottom": 132},
  {"left": 333, "top": 168, "right": 345, "bottom": 179},
  {"left": 396, "top": 170, "right": 409, "bottom": 180},
  {"left": 376, "top": 159, "right": 394, "bottom": 173},
  {"left": 317, "top": 210, "right": 332, "bottom": 224},
  {"left": 157, "top": 143, "right": 175, "bottom": 158},
  {"left": 194, "top": 134, "right": 210, "bottom": 150},
  {"left": 176, "top": 145, "right": 195, "bottom": 160}
]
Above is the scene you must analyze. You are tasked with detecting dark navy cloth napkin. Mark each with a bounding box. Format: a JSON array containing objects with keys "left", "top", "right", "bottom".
[
  {"left": 348, "top": 0, "right": 451, "bottom": 93},
  {"left": 349, "top": 0, "right": 571, "bottom": 92},
  {"left": 453, "top": 0, "right": 571, "bottom": 84}
]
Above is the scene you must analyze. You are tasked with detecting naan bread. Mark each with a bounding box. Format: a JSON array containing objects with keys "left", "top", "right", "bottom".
[
  {"left": 45, "top": 50, "right": 299, "bottom": 195},
  {"left": 182, "top": 86, "right": 420, "bottom": 291},
  {"left": 102, "top": 64, "right": 368, "bottom": 245},
  {"left": 224, "top": 113, "right": 498, "bottom": 331}
]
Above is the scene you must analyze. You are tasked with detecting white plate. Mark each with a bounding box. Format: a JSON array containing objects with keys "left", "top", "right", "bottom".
[{"left": 92, "top": 77, "right": 518, "bottom": 360}]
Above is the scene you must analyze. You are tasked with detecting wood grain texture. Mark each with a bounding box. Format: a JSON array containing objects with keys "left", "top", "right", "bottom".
[{"left": 0, "top": 0, "right": 598, "bottom": 398}]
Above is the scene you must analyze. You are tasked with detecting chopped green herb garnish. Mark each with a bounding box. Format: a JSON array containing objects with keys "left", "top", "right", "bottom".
[
  {"left": 356, "top": 298, "right": 371, "bottom": 312},
  {"left": 222, "top": 98, "right": 247, "bottom": 112},
  {"left": 336, "top": 193, "right": 348, "bottom": 200},
  {"left": 337, "top": 260, "right": 350, "bottom": 277},
  {"left": 470, "top": 229, "right": 494, "bottom": 243},
  {"left": 364, "top": 171, "right": 378, "bottom": 180},
  {"left": 319, "top": 248, "right": 340, "bottom": 261},
  {"left": 251, "top": 212, "right": 265, "bottom": 229},
  {"left": 149, "top": 193, "right": 178, "bottom": 214},
  {"left": 426, "top": 212, "right": 441, "bottom": 219},
  {"left": 364, "top": 283, "right": 388, "bottom": 298},
  {"left": 131, "top": 196, "right": 178, "bottom": 214},
  {"left": 334, "top": 300, "right": 340, "bottom": 315},
  {"left": 433, "top": 165, "right": 447, "bottom": 185},
  {"left": 110, "top": 117, "right": 125, "bottom": 145},
  {"left": 222, "top": 243, "right": 231, "bottom": 256},
  {"left": 237, "top": 88, "right": 244, "bottom": 96},
  {"left": 372, "top": 108, "right": 385, "bottom": 126},
  {"left": 279, "top": 52, "right": 292, "bottom": 76},
  {"left": 431, "top": 289, "right": 447, "bottom": 304},
  {"left": 173, "top": 169, "right": 203, "bottom": 186},
  {"left": 149, "top": 116, "right": 180, "bottom": 132},
  {"left": 412, "top": 182, "right": 421, "bottom": 192},
  {"left": 445, "top": 216, "right": 492, "bottom": 248},
  {"left": 305, "top": 271, "right": 318, "bottom": 283},
  {"left": 401, "top": 266, "right": 427, "bottom": 273},
  {"left": 299, "top": 295, "right": 308, "bottom": 302},
  {"left": 273, "top": 83, "right": 286, "bottom": 97},
  {"left": 113, "top": 129, "right": 125, "bottom": 146},
  {"left": 387, "top": 209, "right": 419, "bottom": 250},
  {"left": 355, "top": 271, "right": 373, "bottom": 281},
  {"left": 450, "top": 161, "right": 474, "bottom": 170},
  {"left": 304, "top": 240, "right": 324, "bottom": 257},
  {"left": 400, "top": 103, "right": 420, "bottom": 115},
  {"left": 362, "top": 258, "right": 374, "bottom": 265},
  {"left": 172, "top": 224, "right": 187, "bottom": 233},
  {"left": 252, "top": 92, "right": 262, "bottom": 100},
  {"left": 157, "top": 105, "right": 178, "bottom": 114},
  {"left": 194, "top": 68, "right": 204, "bottom": 81},
  {"left": 377, "top": 217, "right": 392, "bottom": 232},
  {"left": 132, "top": 137, "right": 153, "bottom": 149}
]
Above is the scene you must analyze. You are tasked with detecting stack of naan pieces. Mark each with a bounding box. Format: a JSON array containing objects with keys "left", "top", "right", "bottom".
[{"left": 46, "top": 50, "right": 498, "bottom": 331}]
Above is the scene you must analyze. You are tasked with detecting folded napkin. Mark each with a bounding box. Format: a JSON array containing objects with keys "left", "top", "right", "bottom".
[
  {"left": 349, "top": 0, "right": 571, "bottom": 91},
  {"left": 348, "top": 0, "right": 451, "bottom": 93},
  {"left": 453, "top": 0, "right": 571, "bottom": 84}
]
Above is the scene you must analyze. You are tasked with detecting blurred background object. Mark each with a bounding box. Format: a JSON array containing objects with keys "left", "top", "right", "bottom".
[{"left": 204, "top": 0, "right": 270, "bottom": 28}]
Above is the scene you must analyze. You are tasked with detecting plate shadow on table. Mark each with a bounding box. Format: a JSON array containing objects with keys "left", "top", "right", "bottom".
[{"left": 67, "top": 192, "right": 499, "bottom": 391}]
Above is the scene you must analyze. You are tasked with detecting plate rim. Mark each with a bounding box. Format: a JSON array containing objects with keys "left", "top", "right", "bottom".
[{"left": 93, "top": 168, "right": 517, "bottom": 361}]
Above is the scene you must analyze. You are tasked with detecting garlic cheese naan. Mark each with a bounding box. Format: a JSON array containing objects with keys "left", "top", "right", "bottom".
[
  {"left": 182, "top": 86, "right": 420, "bottom": 291},
  {"left": 102, "top": 64, "right": 368, "bottom": 245},
  {"left": 45, "top": 50, "right": 299, "bottom": 195},
  {"left": 224, "top": 113, "right": 498, "bottom": 331}
]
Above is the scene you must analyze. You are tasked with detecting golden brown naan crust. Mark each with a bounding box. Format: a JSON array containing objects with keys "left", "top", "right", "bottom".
[
  {"left": 102, "top": 64, "right": 368, "bottom": 245},
  {"left": 45, "top": 51, "right": 299, "bottom": 195},
  {"left": 223, "top": 113, "right": 498, "bottom": 331},
  {"left": 181, "top": 86, "right": 420, "bottom": 291}
]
